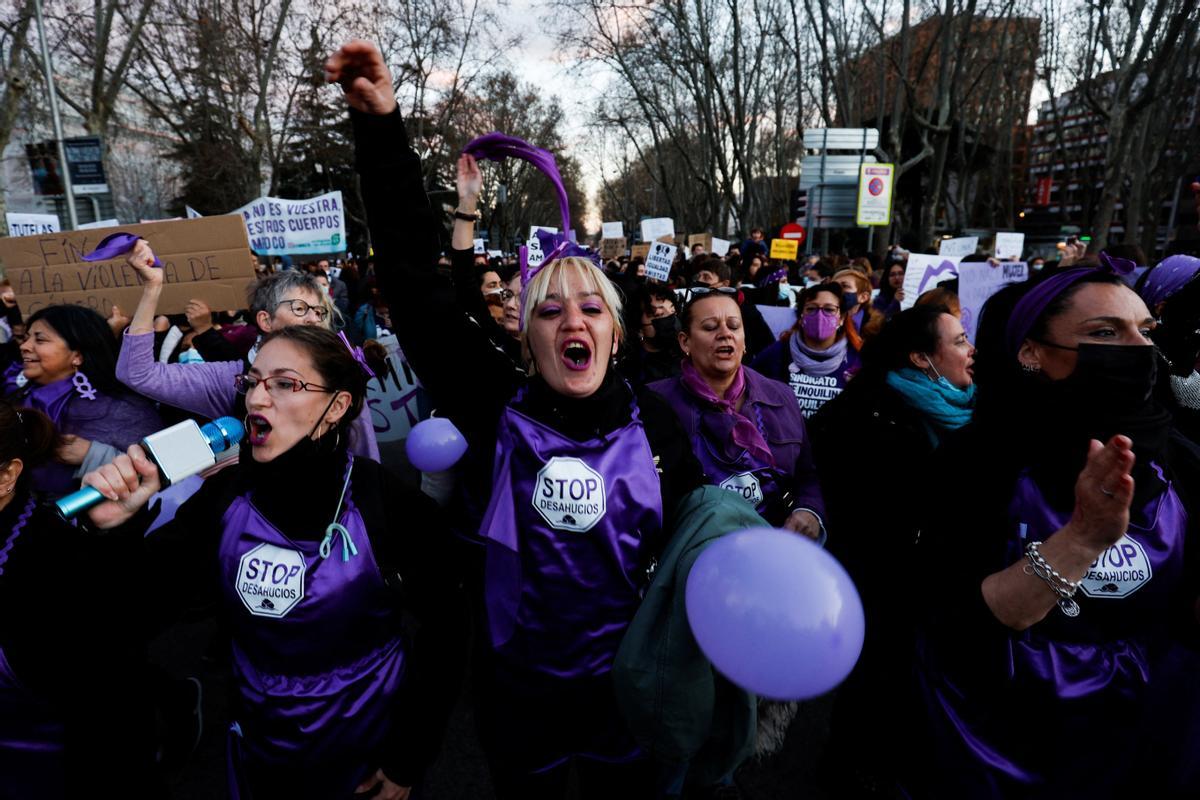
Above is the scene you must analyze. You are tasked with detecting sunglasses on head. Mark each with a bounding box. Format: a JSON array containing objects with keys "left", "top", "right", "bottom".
[{"left": 684, "top": 286, "right": 742, "bottom": 307}]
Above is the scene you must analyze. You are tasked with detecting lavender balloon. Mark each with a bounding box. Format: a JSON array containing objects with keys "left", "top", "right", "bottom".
[
  {"left": 685, "top": 527, "right": 865, "bottom": 700},
  {"left": 405, "top": 417, "right": 468, "bottom": 472}
]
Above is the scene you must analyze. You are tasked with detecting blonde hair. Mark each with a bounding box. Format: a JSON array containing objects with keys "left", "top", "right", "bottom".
[{"left": 520, "top": 257, "right": 625, "bottom": 366}]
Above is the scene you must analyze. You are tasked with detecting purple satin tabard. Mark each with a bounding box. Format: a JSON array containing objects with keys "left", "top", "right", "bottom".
[
  {"left": 917, "top": 466, "right": 1194, "bottom": 797},
  {"left": 217, "top": 456, "right": 406, "bottom": 798},
  {"left": 690, "top": 409, "right": 780, "bottom": 516},
  {"left": 480, "top": 393, "right": 663, "bottom": 680}
]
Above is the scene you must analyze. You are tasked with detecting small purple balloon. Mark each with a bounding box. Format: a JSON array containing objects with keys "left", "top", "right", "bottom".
[
  {"left": 685, "top": 527, "right": 865, "bottom": 701},
  {"left": 405, "top": 417, "right": 468, "bottom": 472}
]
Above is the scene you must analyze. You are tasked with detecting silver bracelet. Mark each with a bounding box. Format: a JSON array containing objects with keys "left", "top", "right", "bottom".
[{"left": 1023, "top": 540, "right": 1081, "bottom": 618}]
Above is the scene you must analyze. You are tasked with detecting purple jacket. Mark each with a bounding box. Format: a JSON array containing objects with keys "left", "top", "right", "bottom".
[
  {"left": 649, "top": 367, "right": 825, "bottom": 528},
  {"left": 116, "top": 331, "right": 380, "bottom": 460}
]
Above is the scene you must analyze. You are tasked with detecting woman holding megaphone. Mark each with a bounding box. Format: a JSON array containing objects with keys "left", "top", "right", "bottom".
[{"left": 82, "top": 326, "right": 464, "bottom": 800}]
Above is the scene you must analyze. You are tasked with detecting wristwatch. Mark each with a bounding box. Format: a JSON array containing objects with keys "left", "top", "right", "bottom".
[{"left": 453, "top": 208, "right": 481, "bottom": 222}]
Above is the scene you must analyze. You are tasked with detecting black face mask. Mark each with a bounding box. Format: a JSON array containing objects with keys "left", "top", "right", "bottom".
[
  {"left": 1026, "top": 343, "right": 1170, "bottom": 509},
  {"left": 1154, "top": 277, "right": 1200, "bottom": 377},
  {"left": 649, "top": 314, "right": 680, "bottom": 342},
  {"left": 1035, "top": 342, "right": 1158, "bottom": 414}
]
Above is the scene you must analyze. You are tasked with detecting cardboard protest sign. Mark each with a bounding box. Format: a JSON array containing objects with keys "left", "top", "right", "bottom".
[
  {"left": 994, "top": 232, "right": 1025, "bottom": 260},
  {"left": 0, "top": 215, "right": 257, "bottom": 318},
  {"left": 640, "top": 217, "right": 675, "bottom": 243},
  {"left": 631, "top": 243, "right": 651, "bottom": 261},
  {"left": 938, "top": 237, "right": 978, "bottom": 258},
  {"left": 687, "top": 233, "right": 713, "bottom": 253},
  {"left": 6, "top": 213, "right": 60, "bottom": 236},
  {"left": 959, "top": 260, "right": 1028, "bottom": 341},
  {"left": 601, "top": 221, "right": 624, "bottom": 239},
  {"left": 644, "top": 241, "right": 677, "bottom": 282},
  {"left": 366, "top": 334, "right": 430, "bottom": 443},
  {"left": 234, "top": 190, "right": 346, "bottom": 256},
  {"left": 711, "top": 238, "right": 731, "bottom": 257},
  {"left": 900, "top": 254, "right": 962, "bottom": 310},
  {"left": 599, "top": 238, "right": 626, "bottom": 259},
  {"left": 769, "top": 239, "right": 800, "bottom": 260}
]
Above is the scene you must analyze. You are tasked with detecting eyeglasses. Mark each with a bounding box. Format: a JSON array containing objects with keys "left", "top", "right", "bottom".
[
  {"left": 274, "top": 299, "right": 329, "bottom": 321},
  {"left": 234, "top": 373, "right": 333, "bottom": 397},
  {"left": 485, "top": 288, "right": 516, "bottom": 302},
  {"left": 803, "top": 305, "right": 840, "bottom": 316}
]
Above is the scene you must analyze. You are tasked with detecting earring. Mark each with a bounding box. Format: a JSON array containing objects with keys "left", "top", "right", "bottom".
[{"left": 1021, "top": 363, "right": 1040, "bottom": 374}]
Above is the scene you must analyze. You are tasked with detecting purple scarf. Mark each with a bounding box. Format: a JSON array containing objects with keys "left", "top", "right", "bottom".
[{"left": 679, "top": 360, "right": 774, "bottom": 466}]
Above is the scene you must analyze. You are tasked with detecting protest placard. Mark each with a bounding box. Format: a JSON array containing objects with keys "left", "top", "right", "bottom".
[
  {"left": 599, "top": 238, "right": 626, "bottom": 259},
  {"left": 233, "top": 190, "right": 346, "bottom": 256},
  {"left": 711, "top": 237, "right": 731, "bottom": 256},
  {"left": 473, "top": 239, "right": 486, "bottom": 254},
  {"left": 938, "top": 236, "right": 978, "bottom": 257},
  {"left": 687, "top": 233, "right": 713, "bottom": 253},
  {"left": 601, "top": 221, "right": 624, "bottom": 239},
  {"left": 959, "top": 260, "right": 1028, "bottom": 340},
  {"left": 994, "top": 232, "right": 1025, "bottom": 260},
  {"left": 644, "top": 241, "right": 677, "bottom": 282},
  {"left": 366, "top": 334, "right": 430, "bottom": 443},
  {"left": 6, "top": 213, "right": 60, "bottom": 236},
  {"left": 631, "top": 243, "right": 651, "bottom": 261},
  {"left": 185, "top": 206, "right": 203, "bottom": 219},
  {"left": 900, "top": 254, "right": 962, "bottom": 310},
  {"left": 530, "top": 225, "right": 558, "bottom": 238},
  {"left": 640, "top": 217, "right": 675, "bottom": 243},
  {"left": 769, "top": 239, "right": 799, "bottom": 260},
  {"left": 0, "top": 215, "right": 257, "bottom": 317}
]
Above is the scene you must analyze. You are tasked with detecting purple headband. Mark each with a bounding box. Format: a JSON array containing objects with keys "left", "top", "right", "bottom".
[
  {"left": 1139, "top": 254, "right": 1200, "bottom": 309},
  {"left": 1004, "top": 251, "right": 1135, "bottom": 357},
  {"left": 464, "top": 132, "right": 602, "bottom": 330},
  {"left": 463, "top": 132, "right": 571, "bottom": 233},
  {"left": 82, "top": 233, "right": 162, "bottom": 267}
]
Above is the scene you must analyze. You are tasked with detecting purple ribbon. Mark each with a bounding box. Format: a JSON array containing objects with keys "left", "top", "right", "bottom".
[
  {"left": 1005, "top": 250, "right": 1135, "bottom": 357},
  {"left": 82, "top": 233, "right": 162, "bottom": 267},
  {"left": 463, "top": 132, "right": 571, "bottom": 233},
  {"left": 336, "top": 331, "right": 375, "bottom": 379}
]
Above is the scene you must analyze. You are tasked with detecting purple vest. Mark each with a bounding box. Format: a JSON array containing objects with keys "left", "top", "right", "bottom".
[
  {"left": 919, "top": 467, "right": 1190, "bottom": 795},
  {"left": 787, "top": 351, "right": 857, "bottom": 418},
  {"left": 218, "top": 457, "right": 405, "bottom": 796},
  {"left": 480, "top": 393, "right": 662, "bottom": 679},
  {"left": 0, "top": 497, "right": 62, "bottom": 799}
]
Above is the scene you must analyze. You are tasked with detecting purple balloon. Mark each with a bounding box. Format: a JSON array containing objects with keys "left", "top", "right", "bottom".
[
  {"left": 405, "top": 417, "right": 468, "bottom": 472},
  {"left": 685, "top": 527, "right": 865, "bottom": 700}
]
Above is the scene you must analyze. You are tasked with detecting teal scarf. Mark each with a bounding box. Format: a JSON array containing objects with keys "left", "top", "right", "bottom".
[{"left": 885, "top": 367, "right": 976, "bottom": 445}]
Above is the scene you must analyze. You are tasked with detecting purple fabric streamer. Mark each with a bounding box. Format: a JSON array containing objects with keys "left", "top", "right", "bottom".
[
  {"left": 463, "top": 133, "right": 571, "bottom": 233},
  {"left": 336, "top": 331, "right": 375, "bottom": 379},
  {"left": 1139, "top": 255, "right": 1200, "bottom": 309},
  {"left": 82, "top": 232, "right": 162, "bottom": 267},
  {"left": 1005, "top": 251, "right": 1135, "bottom": 357}
]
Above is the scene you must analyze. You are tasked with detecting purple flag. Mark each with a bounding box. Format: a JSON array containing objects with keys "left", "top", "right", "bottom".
[{"left": 82, "top": 233, "right": 162, "bottom": 267}]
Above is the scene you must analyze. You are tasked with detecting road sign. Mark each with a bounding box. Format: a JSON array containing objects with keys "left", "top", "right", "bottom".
[
  {"left": 856, "top": 163, "right": 894, "bottom": 226},
  {"left": 780, "top": 222, "right": 807, "bottom": 245}
]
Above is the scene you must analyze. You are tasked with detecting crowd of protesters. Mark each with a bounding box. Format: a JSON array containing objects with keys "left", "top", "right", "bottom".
[{"left": 0, "top": 36, "right": 1199, "bottom": 800}]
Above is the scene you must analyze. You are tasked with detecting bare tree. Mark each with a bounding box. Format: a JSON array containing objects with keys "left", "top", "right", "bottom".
[
  {"left": 1071, "top": 0, "right": 1200, "bottom": 249},
  {"left": 0, "top": 0, "right": 39, "bottom": 233}
]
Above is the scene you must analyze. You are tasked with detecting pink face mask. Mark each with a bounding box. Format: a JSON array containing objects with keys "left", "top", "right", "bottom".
[{"left": 801, "top": 309, "right": 839, "bottom": 340}]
